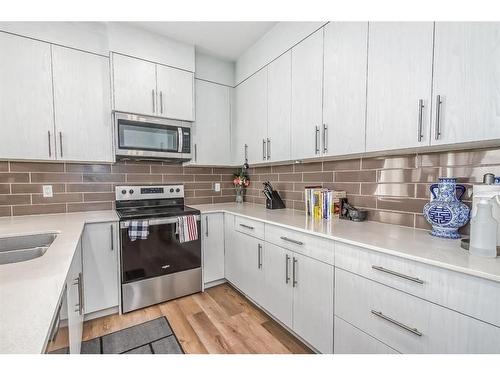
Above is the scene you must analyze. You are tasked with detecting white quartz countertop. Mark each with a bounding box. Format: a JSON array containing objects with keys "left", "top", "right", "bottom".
[
  {"left": 0, "top": 210, "right": 118, "bottom": 354},
  {"left": 192, "top": 203, "right": 500, "bottom": 283}
]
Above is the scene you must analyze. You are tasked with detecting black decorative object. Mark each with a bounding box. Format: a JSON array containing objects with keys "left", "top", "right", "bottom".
[{"left": 262, "top": 181, "right": 286, "bottom": 210}]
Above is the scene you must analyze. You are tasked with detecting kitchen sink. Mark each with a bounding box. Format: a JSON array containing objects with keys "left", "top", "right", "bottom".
[{"left": 0, "top": 233, "right": 57, "bottom": 265}]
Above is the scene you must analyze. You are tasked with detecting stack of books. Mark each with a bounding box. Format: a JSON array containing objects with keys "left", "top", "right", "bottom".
[{"left": 304, "top": 187, "right": 346, "bottom": 220}]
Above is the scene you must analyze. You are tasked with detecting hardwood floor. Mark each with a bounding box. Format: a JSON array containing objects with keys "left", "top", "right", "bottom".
[{"left": 82, "top": 283, "right": 313, "bottom": 354}]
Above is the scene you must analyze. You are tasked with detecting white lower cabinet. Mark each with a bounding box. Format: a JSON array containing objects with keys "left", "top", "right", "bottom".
[
  {"left": 202, "top": 213, "right": 225, "bottom": 284},
  {"left": 334, "top": 316, "right": 398, "bottom": 354},
  {"left": 335, "top": 268, "right": 500, "bottom": 353},
  {"left": 66, "top": 240, "right": 84, "bottom": 354},
  {"left": 82, "top": 222, "right": 119, "bottom": 315}
]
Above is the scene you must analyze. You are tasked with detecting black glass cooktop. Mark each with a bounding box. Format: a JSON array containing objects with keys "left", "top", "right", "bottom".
[{"left": 116, "top": 205, "right": 200, "bottom": 220}]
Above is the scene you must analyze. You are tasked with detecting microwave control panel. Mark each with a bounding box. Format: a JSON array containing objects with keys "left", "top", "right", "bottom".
[{"left": 182, "top": 128, "right": 191, "bottom": 153}]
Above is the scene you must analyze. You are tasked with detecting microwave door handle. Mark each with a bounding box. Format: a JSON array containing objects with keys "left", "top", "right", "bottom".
[{"left": 178, "top": 128, "right": 183, "bottom": 153}]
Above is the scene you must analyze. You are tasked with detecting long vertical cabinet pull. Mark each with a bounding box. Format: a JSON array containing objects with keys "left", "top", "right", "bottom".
[
  {"left": 435, "top": 95, "right": 442, "bottom": 140},
  {"left": 314, "top": 126, "right": 320, "bottom": 154},
  {"left": 152, "top": 89, "right": 156, "bottom": 114},
  {"left": 160, "top": 91, "right": 163, "bottom": 114},
  {"left": 323, "top": 124, "right": 328, "bottom": 153},
  {"left": 285, "top": 254, "right": 290, "bottom": 284},
  {"left": 110, "top": 224, "right": 114, "bottom": 251},
  {"left": 205, "top": 216, "right": 209, "bottom": 237},
  {"left": 262, "top": 139, "right": 266, "bottom": 160},
  {"left": 59, "top": 132, "right": 63, "bottom": 158},
  {"left": 417, "top": 99, "right": 425, "bottom": 142},
  {"left": 292, "top": 257, "right": 298, "bottom": 287},
  {"left": 194, "top": 144, "right": 197, "bottom": 163},
  {"left": 258, "top": 243, "right": 262, "bottom": 269},
  {"left": 47, "top": 131, "right": 52, "bottom": 157},
  {"left": 266, "top": 138, "right": 271, "bottom": 160}
]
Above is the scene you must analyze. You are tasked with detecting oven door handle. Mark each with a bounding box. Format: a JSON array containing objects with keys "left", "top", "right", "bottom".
[{"left": 120, "top": 215, "right": 201, "bottom": 228}]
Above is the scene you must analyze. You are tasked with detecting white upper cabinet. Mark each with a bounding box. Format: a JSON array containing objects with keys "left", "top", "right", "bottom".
[
  {"left": 291, "top": 29, "right": 324, "bottom": 160},
  {"left": 431, "top": 22, "right": 500, "bottom": 145},
  {"left": 192, "top": 80, "right": 232, "bottom": 165},
  {"left": 366, "top": 22, "right": 434, "bottom": 152},
  {"left": 112, "top": 53, "right": 157, "bottom": 116},
  {"left": 156, "top": 65, "right": 194, "bottom": 121},
  {"left": 0, "top": 32, "right": 54, "bottom": 160},
  {"left": 267, "top": 51, "right": 292, "bottom": 162},
  {"left": 52, "top": 46, "right": 113, "bottom": 162},
  {"left": 323, "top": 22, "right": 368, "bottom": 156},
  {"left": 234, "top": 68, "right": 268, "bottom": 165}
]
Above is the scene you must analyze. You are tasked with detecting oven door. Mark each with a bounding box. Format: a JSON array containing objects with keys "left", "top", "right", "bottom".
[
  {"left": 120, "top": 215, "right": 201, "bottom": 285},
  {"left": 114, "top": 113, "right": 191, "bottom": 160}
]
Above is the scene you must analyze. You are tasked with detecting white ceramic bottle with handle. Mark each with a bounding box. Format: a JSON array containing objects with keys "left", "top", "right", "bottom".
[{"left": 469, "top": 198, "right": 498, "bottom": 258}]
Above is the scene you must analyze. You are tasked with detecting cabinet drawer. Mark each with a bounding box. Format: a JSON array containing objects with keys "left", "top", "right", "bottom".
[
  {"left": 334, "top": 316, "right": 398, "bottom": 354},
  {"left": 335, "top": 241, "right": 500, "bottom": 327},
  {"left": 335, "top": 268, "right": 500, "bottom": 353},
  {"left": 265, "top": 224, "right": 334, "bottom": 265},
  {"left": 234, "top": 216, "right": 265, "bottom": 239}
]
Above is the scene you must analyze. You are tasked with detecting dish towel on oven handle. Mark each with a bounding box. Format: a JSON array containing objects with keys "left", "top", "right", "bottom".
[
  {"left": 177, "top": 215, "right": 198, "bottom": 243},
  {"left": 128, "top": 220, "right": 149, "bottom": 241}
]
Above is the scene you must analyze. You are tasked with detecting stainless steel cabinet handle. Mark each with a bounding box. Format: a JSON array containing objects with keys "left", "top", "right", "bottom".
[
  {"left": 266, "top": 138, "right": 271, "bottom": 160},
  {"left": 110, "top": 224, "right": 114, "bottom": 251},
  {"left": 435, "top": 95, "right": 442, "bottom": 140},
  {"left": 59, "top": 132, "right": 63, "bottom": 158},
  {"left": 239, "top": 223, "right": 254, "bottom": 230},
  {"left": 292, "top": 257, "right": 298, "bottom": 287},
  {"left": 244, "top": 144, "right": 248, "bottom": 160},
  {"left": 372, "top": 265, "right": 424, "bottom": 284},
  {"left": 323, "top": 124, "right": 328, "bottom": 153},
  {"left": 160, "top": 91, "right": 163, "bottom": 114},
  {"left": 262, "top": 139, "right": 266, "bottom": 160},
  {"left": 194, "top": 144, "right": 197, "bottom": 162},
  {"left": 315, "top": 126, "right": 320, "bottom": 154},
  {"left": 152, "top": 89, "right": 156, "bottom": 113},
  {"left": 205, "top": 216, "right": 209, "bottom": 237},
  {"left": 371, "top": 310, "right": 423, "bottom": 337},
  {"left": 47, "top": 131, "right": 52, "bottom": 157},
  {"left": 257, "top": 243, "right": 262, "bottom": 269},
  {"left": 285, "top": 254, "right": 290, "bottom": 284},
  {"left": 417, "top": 99, "right": 424, "bottom": 142},
  {"left": 280, "top": 236, "right": 304, "bottom": 246}
]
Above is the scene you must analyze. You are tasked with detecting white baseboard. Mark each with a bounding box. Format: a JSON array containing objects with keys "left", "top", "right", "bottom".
[
  {"left": 84, "top": 306, "right": 119, "bottom": 322},
  {"left": 203, "top": 278, "right": 227, "bottom": 290}
]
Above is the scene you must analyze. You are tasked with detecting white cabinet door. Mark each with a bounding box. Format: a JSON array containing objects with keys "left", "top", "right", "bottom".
[
  {"left": 202, "top": 213, "right": 225, "bottom": 284},
  {"left": 82, "top": 222, "right": 119, "bottom": 315},
  {"left": 292, "top": 252, "right": 334, "bottom": 353},
  {"left": 224, "top": 214, "right": 240, "bottom": 285},
  {"left": 262, "top": 242, "right": 293, "bottom": 328},
  {"left": 52, "top": 46, "right": 113, "bottom": 162},
  {"left": 66, "top": 240, "right": 83, "bottom": 354},
  {"left": 366, "top": 22, "right": 434, "bottom": 152},
  {"left": 0, "top": 32, "right": 54, "bottom": 160},
  {"left": 431, "top": 22, "right": 500, "bottom": 145},
  {"left": 267, "top": 51, "right": 292, "bottom": 162},
  {"left": 323, "top": 22, "right": 368, "bottom": 156},
  {"left": 291, "top": 29, "right": 324, "bottom": 160},
  {"left": 112, "top": 53, "right": 157, "bottom": 116},
  {"left": 157, "top": 64, "right": 194, "bottom": 121},
  {"left": 234, "top": 68, "right": 268, "bottom": 165},
  {"left": 192, "top": 80, "right": 231, "bottom": 165}
]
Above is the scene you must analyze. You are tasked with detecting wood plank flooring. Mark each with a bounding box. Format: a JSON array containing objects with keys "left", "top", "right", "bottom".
[{"left": 82, "top": 283, "right": 313, "bottom": 354}]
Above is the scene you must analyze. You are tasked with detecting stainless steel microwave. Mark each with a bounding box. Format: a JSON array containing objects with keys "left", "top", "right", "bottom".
[{"left": 114, "top": 112, "right": 192, "bottom": 161}]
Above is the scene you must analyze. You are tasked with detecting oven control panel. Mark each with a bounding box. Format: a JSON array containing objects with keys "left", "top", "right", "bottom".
[{"left": 115, "top": 185, "right": 184, "bottom": 201}]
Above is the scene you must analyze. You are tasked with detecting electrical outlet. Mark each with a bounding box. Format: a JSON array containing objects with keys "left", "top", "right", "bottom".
[
  {"left": 42, "top": 185, "right": 53, "bottom": 198},
  {"left": 214, "top": 182, "right": 221, "bottom": 192}
]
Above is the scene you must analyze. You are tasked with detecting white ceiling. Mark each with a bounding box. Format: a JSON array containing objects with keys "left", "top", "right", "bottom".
[{"left": 131, "top": 22, "right": 277, "bottom": 61}]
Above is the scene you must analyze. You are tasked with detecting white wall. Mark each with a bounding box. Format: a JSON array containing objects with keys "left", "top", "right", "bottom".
[
  {"left": 235, "top": 21, "right": 327, "bottom": 85},
  {"left": 195, "top": 51, "right": 234, "bottom": 86}
]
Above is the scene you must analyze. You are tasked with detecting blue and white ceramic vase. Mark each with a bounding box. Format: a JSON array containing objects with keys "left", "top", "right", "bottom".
[{"left": 423, "top": 178, "right": 470, "bottom": 239}]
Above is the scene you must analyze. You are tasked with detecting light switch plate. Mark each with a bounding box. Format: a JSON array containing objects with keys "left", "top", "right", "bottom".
[
  {"left": 42, "top": 185, "right": 53, "bottom": 198},
  {"left": 214, "top": 182, "right": 221, "bottom": 192}
]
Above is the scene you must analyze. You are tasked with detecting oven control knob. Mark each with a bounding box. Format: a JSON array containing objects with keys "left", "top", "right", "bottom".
[
  {"left": 121, "top": 189, "right": 127, "bottom": 195},
  {"left": 129, "top": 189, "right": 134, "bottom": 194},
  {"left": 169, "top": 188, "right": 174, "bottom": 193},
  {"left": 175, "top": 188, "right": 180, "bottom": 193}
]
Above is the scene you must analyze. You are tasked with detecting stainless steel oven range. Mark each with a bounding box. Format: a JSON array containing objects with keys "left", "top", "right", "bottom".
[{"left": 115, "top": 184, "right": 201, "bottom": 313}]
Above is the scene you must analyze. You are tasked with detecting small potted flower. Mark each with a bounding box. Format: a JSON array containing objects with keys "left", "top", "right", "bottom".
[{"left": 233, "top": 169, "right": 250, "bottom": 204}]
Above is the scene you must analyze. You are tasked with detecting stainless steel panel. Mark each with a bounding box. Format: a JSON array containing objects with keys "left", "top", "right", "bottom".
[
  {"left": 121, "top": 267, "right": 202, "bottom": 313},
  {"left": 120, "top": 215, "right": 200, "bottom": 228}
]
